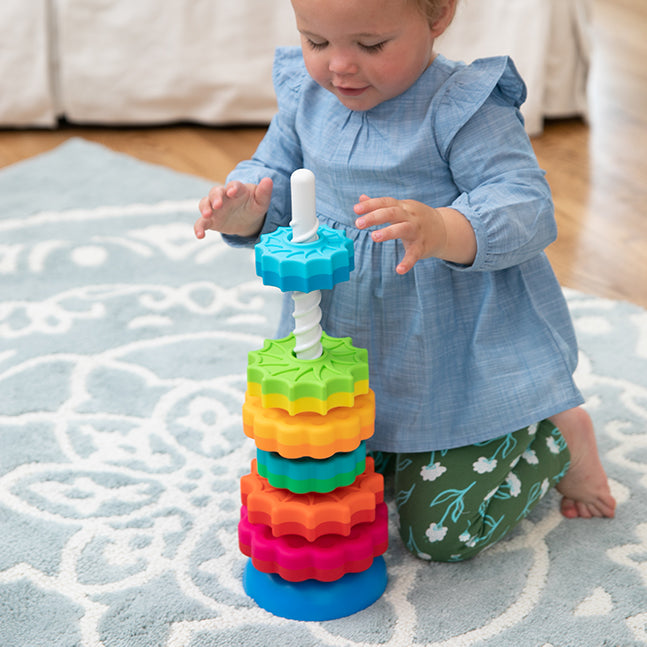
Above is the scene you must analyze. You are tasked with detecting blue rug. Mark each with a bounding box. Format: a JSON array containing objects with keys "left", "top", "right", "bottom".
[{"left": 1, "top": 139, "right": 645, "bottom": 647}]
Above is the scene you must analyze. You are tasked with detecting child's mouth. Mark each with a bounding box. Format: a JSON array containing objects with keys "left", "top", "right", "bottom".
[{"left": 336, "top": 86, "right": 369, "bottom": 97}]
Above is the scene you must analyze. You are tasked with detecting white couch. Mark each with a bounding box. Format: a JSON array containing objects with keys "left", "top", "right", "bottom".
[{"left": 1, "top": 0, "right": 591, "bottom": 136}]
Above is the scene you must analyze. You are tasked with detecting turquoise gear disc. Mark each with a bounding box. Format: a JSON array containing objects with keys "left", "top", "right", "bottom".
[
  {"left": 256, "top": 442, "right": 367, "bottom": 493},
  {"left": 255, "top": 224, "right": 354, "bottom": 293}
]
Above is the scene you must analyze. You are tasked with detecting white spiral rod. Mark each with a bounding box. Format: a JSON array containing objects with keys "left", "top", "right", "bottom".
[
  {"left": 289, "top": 169, "right": 323, "bottom": 360},
  {"left": 292, "top": 291, "right": 323, "bottom": 360},
  {"left": 290, "top": 168, "right": 320, "bottom": 244}
]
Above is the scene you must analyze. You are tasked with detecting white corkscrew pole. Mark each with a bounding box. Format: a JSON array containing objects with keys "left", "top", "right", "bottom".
[
  {"left": 290, "top": 169, "right": 319, "bottom": 244},
  {"left": 289, "top": 169, "right": 323, "bottom": 360}
]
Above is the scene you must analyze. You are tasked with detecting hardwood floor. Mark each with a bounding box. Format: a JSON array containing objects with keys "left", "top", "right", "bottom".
[
  {"left": 0, "top": 124, "right": 266, "bottom": 183},
  {"left": 0, "top": 0, "right": 645, "bottom": 309},
  {"left": 532, "top": 0, "right": 647, "bottom": 309}
]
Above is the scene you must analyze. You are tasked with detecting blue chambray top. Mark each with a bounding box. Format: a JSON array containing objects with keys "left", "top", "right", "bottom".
[{"left": 224, "top": 47, "right": 583, "bottom": 452}]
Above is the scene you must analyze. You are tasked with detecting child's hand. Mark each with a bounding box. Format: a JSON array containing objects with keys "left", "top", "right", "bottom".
[
  {"left": 354, "top": 194, "right": 476, "bottom": 274},
  {"left": 195, "top": 177, "right": 273, "bottom": 239}
]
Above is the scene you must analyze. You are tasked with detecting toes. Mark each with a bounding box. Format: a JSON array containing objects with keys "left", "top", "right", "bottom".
[
  {"left": 575, "top": 501, "right": 594, "bottom": 519},
  {"left": 560, "top": 495, "right": 616, "bottom": 519},
  {"left": 602, "top": 494, "right": 617, "bottom": 518},
  {"left": 560, "top": 497, "right": 579, "bottom": 518}
]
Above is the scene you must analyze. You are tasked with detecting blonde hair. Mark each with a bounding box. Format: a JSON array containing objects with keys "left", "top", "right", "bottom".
[{"left": 411, "top": 0, "right": 457, "bottom": 28}]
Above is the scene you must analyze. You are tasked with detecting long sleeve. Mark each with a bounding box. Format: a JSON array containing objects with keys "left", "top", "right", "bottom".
[{"left": 434, "top": 58, "right": 556, "bottom": 272}]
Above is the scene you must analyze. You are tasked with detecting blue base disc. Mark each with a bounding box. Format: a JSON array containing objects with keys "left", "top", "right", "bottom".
[{"left": 243, "top": 556, "right": 387, "bottom": 621}]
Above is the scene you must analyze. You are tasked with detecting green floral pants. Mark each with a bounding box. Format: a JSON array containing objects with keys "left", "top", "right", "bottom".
[{"left": 370, "top": 420, "right": 571, "bottom": 562}]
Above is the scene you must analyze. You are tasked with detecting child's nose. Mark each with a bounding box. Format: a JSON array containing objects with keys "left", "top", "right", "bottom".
[{"left": 328, "top": 51, "right": 358, "bottom": 76}]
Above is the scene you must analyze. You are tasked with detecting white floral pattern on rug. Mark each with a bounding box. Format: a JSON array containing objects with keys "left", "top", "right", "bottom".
[{"left": 0, "top": 140, "right": 645, "bottom": 647}]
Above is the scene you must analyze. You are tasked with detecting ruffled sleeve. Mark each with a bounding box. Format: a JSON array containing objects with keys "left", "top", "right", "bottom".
[
  {"left": 272, "top": 47, "right": 308, "bottom": 111},
  {"left": 222, "top": 47, "right": 308, "bottom": 248},
  {"left": 431, "top": 57, "right": 556, "bottom": 272},
  {"left": 432, "top": 56, "right": 527, "bottom": 156}
]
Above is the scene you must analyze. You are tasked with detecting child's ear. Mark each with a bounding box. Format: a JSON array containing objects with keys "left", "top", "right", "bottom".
[{"left": 429, "top": 0, "right": 458, "bottom": 38}]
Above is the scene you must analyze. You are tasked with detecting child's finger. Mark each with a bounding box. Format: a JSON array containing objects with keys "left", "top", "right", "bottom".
[
  {"left": 198, "top": 196, "right": 213, "bottom": 217},
  {"left": 225, "top": 180, "right": 246, "bottom": 199},
  {"left": 354, "top": 196, "right": 397, "bottom": 214},
  {"left": 357, "top": 207, "right": 405, "bottom": 232},
  {"left": 370, "top": 221, "right": 412, "bottom": 243},
  {"left": 354, "top": 198, "right": 406, "bottom": 231},
  {"left": 395, "top": 247, "right": 422, "bottom": 275},
  {"left": 207, "top": 186, "right": 227, "bottom": 210},
  {"left": 255, "top": 177, "right": 274, "bottom": 208},
  {"left": 194, "top": 218, "right": 207, "bottom": 239}
]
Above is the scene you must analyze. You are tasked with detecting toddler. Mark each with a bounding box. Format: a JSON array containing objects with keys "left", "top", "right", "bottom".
[{"left": 195, "top": 0, "right": 615, "bottom": 561}]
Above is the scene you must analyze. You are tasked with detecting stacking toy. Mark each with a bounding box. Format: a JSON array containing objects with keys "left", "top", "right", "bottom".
[{"left": 237, "top": 169, "right": 388, "bottom": 620}]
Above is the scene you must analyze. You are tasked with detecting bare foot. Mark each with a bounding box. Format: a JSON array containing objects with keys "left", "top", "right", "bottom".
[{"left": 549, "top": 407, "right": 616, "bottom": 519}]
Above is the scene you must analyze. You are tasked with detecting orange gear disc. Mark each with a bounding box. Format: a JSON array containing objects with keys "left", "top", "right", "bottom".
[
  {"left": 240, "top": 457, "right": 384, "bottom": 542},
  {"left": 242, "top": 389, "right": 375, "bottom": 459}
]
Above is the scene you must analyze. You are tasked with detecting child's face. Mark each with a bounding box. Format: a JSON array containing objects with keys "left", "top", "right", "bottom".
[{"left": 292, "top": 0, "right": 436, "bottom": 111}]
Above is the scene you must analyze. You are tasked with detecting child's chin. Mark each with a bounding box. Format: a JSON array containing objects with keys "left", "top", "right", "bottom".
[{"left": 334, "top": 91, "right": 381, "bottom": 111}]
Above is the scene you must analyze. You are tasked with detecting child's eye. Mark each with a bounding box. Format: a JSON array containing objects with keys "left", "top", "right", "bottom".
[
  {"left": 359, "top": 41, "right": 386, "bottom": 53},
  {"left": 306, "top": 39, "right": 328, "bottom": 51}
]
